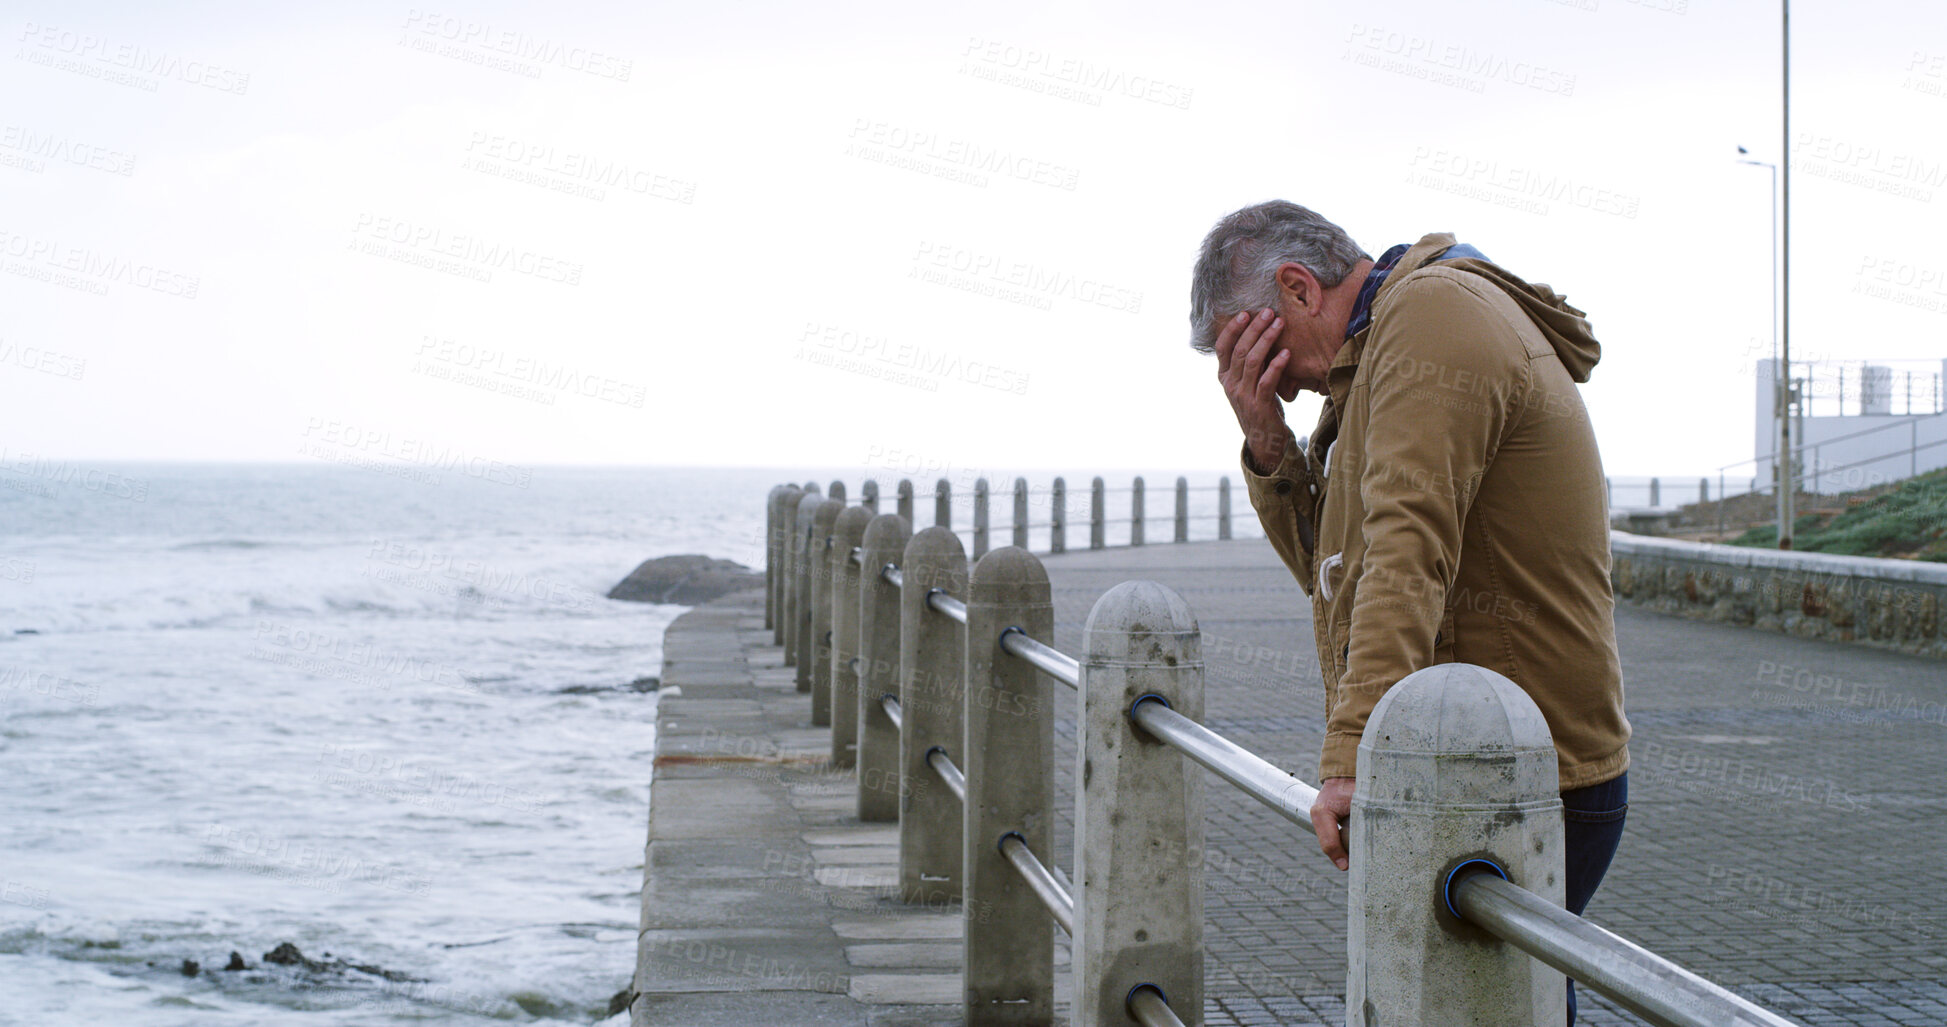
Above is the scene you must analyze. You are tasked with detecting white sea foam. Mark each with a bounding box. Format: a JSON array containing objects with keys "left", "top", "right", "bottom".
[{"left": 0, "top": 465, "right": 778, "bottom": 1023}]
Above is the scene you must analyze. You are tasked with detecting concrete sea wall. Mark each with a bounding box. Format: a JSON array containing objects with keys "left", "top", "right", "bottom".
[{"left": 1610, "top": 532, "right": 1947, "bottom": 659}]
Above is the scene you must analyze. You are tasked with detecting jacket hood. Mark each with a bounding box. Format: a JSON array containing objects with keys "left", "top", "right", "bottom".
[{"left": 1384, "top": 233, "right": 1602, "bottom": 383}]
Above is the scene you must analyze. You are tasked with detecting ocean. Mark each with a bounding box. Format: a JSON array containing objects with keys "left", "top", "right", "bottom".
[
  {"left": 0, "top": 464, "right": 775, "bottom": 1026},
  {"left": 0, "top": 462, "right": 1247, "bottom": 1025}
]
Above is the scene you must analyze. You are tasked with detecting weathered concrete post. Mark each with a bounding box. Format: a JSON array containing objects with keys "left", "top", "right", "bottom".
[
  {"left": 1174, "top": 476, "right": 1189, "bottom": 543},
  {"left": 1078, "top": 580, "right": 1206, "bottom": 1027},
  {"left": 807, "top": 498, "right": 844, "bottom": 717},
  {"left": 1012, "top": 477, "right": 1029, "bottom": 549},
  {"left": 857, "top": 513, "right": 910, "bottom": 821},
  {"left": 1218, "top": 477, "right": 1232, "bottom": 541},
  {"left": 829, "top": 480, "right": 847, "bottom": 503},
  {"left": 1131, "top": 476, "right": 1146, "bottom": 546},
  {"left": 1090, "top": 476, "right": 1106, "bottom": 550},
  {"left": 1348, "top": 664, "right": 1566, "bottom": 1026},
  {"left": 789, "top": 488, "right": 823, "bottom": 681},
  {"left": 1649, "top": 476, "right": 1660, "bottom": 507},
  {"left": 780, "top": 486, "right": 812, "bottom": 652},
  {"left": 1699, "top": 477, "right": 1709, "bottom": 505},
  {"left": 829, "top": 506, "right": 873, "bottom": 768},
  {"left": 897, "top": 479, "right": 914, "bottom": 525},
  {"left": 899, "top": 527, "right": 968, "bottom": 905},
  {"left": 973, "top": 478, "right": 991, "bottom": 559},
  {"left": 1050, "top": 477, "right": 1066, "bottom": 554},
  {"left": 862, "top": 479, "right": 879, "bottom": 513},
  {"left": 935, "top": 478, "right": 952, "bottom": 529},
  {"left": 766, "top": 486, "right": 788, "bottom": 633},
  {"left": 964, "top": 547, "right": 1055, "bottom": 1025}
]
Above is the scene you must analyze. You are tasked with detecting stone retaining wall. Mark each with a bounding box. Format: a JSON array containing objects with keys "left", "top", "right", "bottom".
[{"left": 1610, "top": 532, "right": 1947, "bottom": 659}]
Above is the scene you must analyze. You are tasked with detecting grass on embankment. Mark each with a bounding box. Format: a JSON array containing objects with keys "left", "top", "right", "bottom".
[{"left": 1730, "top": 468, "right": 1947, "bottom": 561}]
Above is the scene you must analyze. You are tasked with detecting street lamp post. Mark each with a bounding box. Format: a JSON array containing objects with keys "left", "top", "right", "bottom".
[
  {"left": 1735, "top": 0, "right": 1794, "bottom": 549},
  {"left": 1737, "top": 149, "right": 1789, "bottom": 547}
]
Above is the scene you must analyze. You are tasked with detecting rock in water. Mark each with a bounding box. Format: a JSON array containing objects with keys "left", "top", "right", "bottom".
[
  {"left": 223, "top": 952, "right": 248, "bottom": 971},
  {"left": 263, "top": 942, "right": 307, "bottom": 966},
  {"left": 180, "top": 959, "right": 200, "bottom": 977},
  {"left": 606, "top": 555, "right": 760, "bottom": 604}
]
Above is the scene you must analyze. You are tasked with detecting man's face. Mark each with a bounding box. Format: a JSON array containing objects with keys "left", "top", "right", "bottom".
[{"left": 1271, "top": 290, "right": 1331, "bottom": 398}]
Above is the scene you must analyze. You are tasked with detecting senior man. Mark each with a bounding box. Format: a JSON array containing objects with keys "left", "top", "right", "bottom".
[{"left": 1191, "top": 201, "right": 1630, "bottom": 1024}]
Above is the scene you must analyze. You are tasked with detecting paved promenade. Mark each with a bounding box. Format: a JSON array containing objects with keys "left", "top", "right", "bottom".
[{"left": 634, "top": 538, "right": 1947, "bottom": 1026}]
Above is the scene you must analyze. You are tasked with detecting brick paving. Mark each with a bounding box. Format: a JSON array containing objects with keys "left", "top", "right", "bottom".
[{"left": 640, "top": 536, "right": 1947, "bottom": 1026}]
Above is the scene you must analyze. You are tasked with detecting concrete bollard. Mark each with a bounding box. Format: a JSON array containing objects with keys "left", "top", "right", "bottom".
[
  {"left": 808, "top": 498, "right": 844, "bottom": 719},
  {"left": 964, "top": 547, "right": 1055, "bottom": 1025},
  {"left": 790, "top": 489, "right": 824, "bottom": 682},
  {"left": 899, "top": 527, "right": 968, "bottom": 905},
  {"left": 1699, "top": 477, "right": 1709, "bottom": 505},
  {"left": 857, "top": 513, "right": 910, "bottom": 821},
  {"left": 1131, "top": 476, "right": 1146, "bottom": 546},
  {"left": 936, "top": 478, "right": 952, "bottom": 529},
  {"left": 1218, "top": 477, "right": 1232, "bottom": 541},
  {"left": 780, "top": 486, "right": 812, "bottom": 652},
  {"left": 1091, "top": 476, "right": 1106, "bottom": 550},
  {"left": 766, "top": 486, "right": 788, "bottom": 633},
  {"left": 862, "top": 479, "right": 879, "bottom": 513},
  {"left": 1174, "top": 476, "right": 1189, "bottom": 543},
  {"left": 1649, "top": 477, "right": 1660, "bottom": 507},
  {"left": 830, "top": 480, "right": 847, "bottom": 503},
  {"left": 898, "top": 479, "right": 914, "bottom": 525},
  {"left": 1078, "top": 581, "right": 1206, "bottom": 1027},
  {"left": 1348, "top": 664, "right": 1565, "bottom": 1026},
  {"left": 1012, "top": 477, "right": 1029, "bottom": 550},
  {"left": 973, "top": 478, "right": 991, "bottom": 560},
  {"left": 1050, "top": 477, "right": 1066, "bottom": 554},
  {"left": 829, "top": 506, "right": 873, "bottom": 768}
]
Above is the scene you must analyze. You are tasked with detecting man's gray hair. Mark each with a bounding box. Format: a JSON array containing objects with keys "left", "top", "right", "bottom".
[{"left": 1188, "top": 201, "right": 1369, "bottom": 353}]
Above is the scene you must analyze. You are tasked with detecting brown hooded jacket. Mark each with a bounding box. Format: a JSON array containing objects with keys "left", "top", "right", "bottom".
[{"left": 1241, "top": 232, "right": 1629, "bottom": 790}]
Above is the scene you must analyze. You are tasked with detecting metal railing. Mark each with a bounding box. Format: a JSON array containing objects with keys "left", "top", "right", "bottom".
[{"left": 757, "top": 482, "right": 1809, "bottom": 1026}]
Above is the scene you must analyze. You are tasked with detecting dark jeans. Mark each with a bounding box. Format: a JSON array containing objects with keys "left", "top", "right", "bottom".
[{"left": 1561, "top": 772, "right": 1628, "bottom": 1026}]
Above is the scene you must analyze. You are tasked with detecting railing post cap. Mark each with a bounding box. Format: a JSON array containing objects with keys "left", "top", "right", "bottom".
[
  {"left": 833, "top": 504, "right": 874, "bottom": 538},
  {"left": 1358, "top": 664, "right": 1556, "bottom": 803},
  {"left": 811, "top": 496, "right": 846, "bottom": 526},
  {"left": 1082, "top": 580, "right": 1199, "bottom": 656},
  {"left": 968, "top": 545, "right": 1049, "bottom": 596},
  {"left": 904, "top": 525, "right": 968, "bottom": 563},
  {"left": 862, "top": 512, "right": 910, "bottom": 549}
]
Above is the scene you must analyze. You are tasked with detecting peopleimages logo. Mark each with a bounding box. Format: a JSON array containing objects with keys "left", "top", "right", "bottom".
[
  {"left": 349, "top": 213, "right": 583, "bottom": 286},
  {"left": 14, "top": 21, "right": 250, "bottom": 94},
  {"left": 398, "top": 10, "right": 632, "bottom": 82},
  {"left": 0, "top": 229, "right": 199, "bottom": 298},
  {"left": 1343, "top": 24, "right": 1576, "bottom": 97}
]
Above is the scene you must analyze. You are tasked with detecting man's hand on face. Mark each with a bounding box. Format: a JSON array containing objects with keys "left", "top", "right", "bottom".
[
  {"left": 1310, "top": 776, "right": 1355, "bottom": 871},
  {"left": 1214, "top": 308, "right": 1291, "bottom": 473}
]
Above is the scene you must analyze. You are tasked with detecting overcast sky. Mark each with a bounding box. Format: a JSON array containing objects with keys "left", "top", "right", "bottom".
[{"left": 2, "top": 0, "right": 1943, "bottom": 481}]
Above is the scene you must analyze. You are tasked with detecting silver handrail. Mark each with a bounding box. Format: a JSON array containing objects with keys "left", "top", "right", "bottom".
[
  {"left": 881, "top": 694, "right": 901, "bottom": 730},
  {"left": 1453, "top": 872, "right": 1801, "bottom": 1027},
  {"left": 998, "top": 627, "right": 1080, "bottom": 689},
  {"left": 926, "top": 589, "right": 968, "bottom": 625},
  {"left": 1127, "top": 984, "right": 1189, "bottom": 1027},
  {"left": 998, "top": 833, "right": 1074, "bottom": 936},
  {"left": 1130, "top": 697, "right": 1320, "bottom": 832},
  {"left": 882, "top": 564, "right": 903, "bottom": 588},
  {"left": 926, "top": 747, "right": 966, "bottom": 802}
]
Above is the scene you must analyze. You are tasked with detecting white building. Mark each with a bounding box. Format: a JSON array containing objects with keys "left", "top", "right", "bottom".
[{"left": 1755, "top": 358, "right": 1947, "bottom": 494}]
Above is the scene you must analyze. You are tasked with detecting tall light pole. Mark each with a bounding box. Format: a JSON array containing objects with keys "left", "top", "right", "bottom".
[
  {"left": 1779, "top": 0, "right": 1793, "bottom": 548},
  {"left": 1737, "top": 148, "right": 1789, "bottom": 546}
]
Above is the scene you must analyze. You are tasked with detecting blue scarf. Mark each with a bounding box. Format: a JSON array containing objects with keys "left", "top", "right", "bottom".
[{"left": 1344, "top": 242, "right": 1488, "bottom": 339}]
